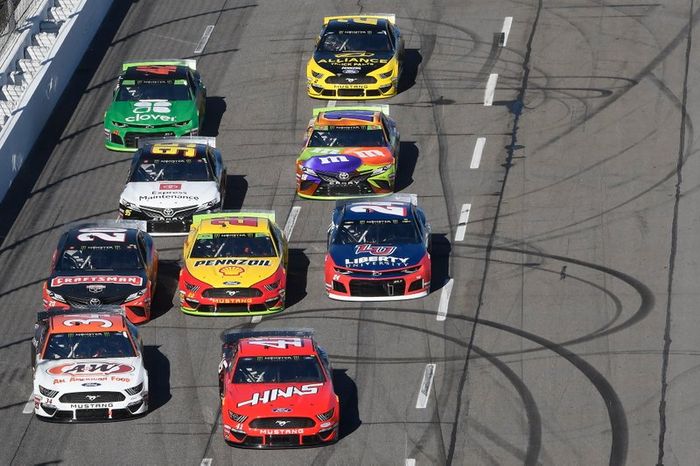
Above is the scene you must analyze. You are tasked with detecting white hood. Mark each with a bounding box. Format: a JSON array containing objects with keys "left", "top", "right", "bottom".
[
  {"left": 35, "top": 357, "right": 146, "bottom": 393},
  {"left": 120, "top": 181, "right": 219, "bottom": 209}
]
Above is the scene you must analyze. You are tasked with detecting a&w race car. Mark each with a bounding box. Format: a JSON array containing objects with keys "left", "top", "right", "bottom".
[
  {"left": 42, "top": 221, "right": 158, "bottom": 324},
  {"left": 178, "top": 211, "right": 287, "bottom": 316},
  {"left": 307, "top": 15, "right": 404, "bottom": 99},
  {"left": 104, "top": 59, "right": 206, "bottom": 151},
  {"left": 118, "top": 137, "right": 226, "bottom": 236},
  {"left": 325, "top": 194, "right": 431, "bottom": 300},
  {"left": 32, "top": 307, "right": 149, "bottom": 422},
  {"left": 218, "top": 329, "right": 339, "bottom": 448},
  {"left": 296, "top": 106, "right": 399, "bottom": 199}
]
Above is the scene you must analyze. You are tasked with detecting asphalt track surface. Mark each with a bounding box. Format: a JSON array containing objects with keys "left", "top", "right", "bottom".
[{"left": 1, "top": 0, "right": 699, "bottom": 464}]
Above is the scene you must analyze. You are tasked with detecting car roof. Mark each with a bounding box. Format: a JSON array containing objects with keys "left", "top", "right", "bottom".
[
  {"left": 340, "top": 200, "right": 414, "bottom": 221},
  {"left": 196, "top": 216, "right": 272, "bottom": 235},
  {"left": 315, "top": 110, "right": 382, "bottom": 127},
  {"left": 123, "top": 64, "right": 190, "bottom": 81},
  {"left": 237, "top": 336, "right": 316, "bottom": 357},
  {"left": 49, "top": 313, "right": 127, "bottom": 334},
  {"left": 325, "top": 18, "right": 389, "bottom": 32},
  {"left": 138, "top": 142, "right": 209, "bottom": 159},
  {"left": 64, "top": 226, "right": 139, "bottom": 246}
]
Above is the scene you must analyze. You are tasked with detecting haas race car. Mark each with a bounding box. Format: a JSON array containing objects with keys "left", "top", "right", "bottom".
[
  {"left": 218, "top": 329, "right": 339, "bottom": 448},
  {"left": 32, "top": 307, "right": 149, "bottom": 422},
  {"left": 325, "top": 195, "right": 431, "bottom": 300},
  {"left": 118, "top": 137, "right": 226, "bottom": 236},
  {"left": 296, "top": 106, "right": 399, "bottom": 199},
  {"left": 42, "top": 221, "right": 158, "bottom": 324}
]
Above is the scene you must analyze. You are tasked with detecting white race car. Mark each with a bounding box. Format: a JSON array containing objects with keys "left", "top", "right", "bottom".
[
  {"left": 31, "top": 308, "right": 149, "bottom": 422},
  {"left": 118, "top": 137, "right": 226, "bottom": 236}
]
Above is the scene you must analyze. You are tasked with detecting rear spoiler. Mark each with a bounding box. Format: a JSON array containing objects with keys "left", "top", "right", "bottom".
[
  {"left": 137, "top": 136, "right": 216, "bottom": 149},
  {"left": 122, "top": 59, "right": 197, "bottom": 71},
  {"left": 38, "top": 306, "right": 126, "bottom": 322},
  {"left": 313, "top": 104, "right": 390, "bottom": 117},
  {"left": 191, "top": 210, "right": 277, "bottom": 229},
  {"left": 66, "top": 219, "right": 147, "bottom": 232},
  {"left": 335, "top": 193, "right": 418, "bottom": 209},
  {"left": 221, "top": 328, "right": 315, "bottom": 344},
  {"left": 323, "top": 14, "right": 396, "bottom": 25}
]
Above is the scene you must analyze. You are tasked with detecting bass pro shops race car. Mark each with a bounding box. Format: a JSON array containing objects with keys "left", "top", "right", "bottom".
[
  {"left": 307, "top": 15, "right": 404, "bottom": 99},
  {"left": 104, "top": 59, "right": 206, "bottom": 151},
  {"left": 178, "top": 211, "right": 288, "bottom": 316},
  {"left": 218, "top": 329, "right": 339, "bottom": 448},
  {"left": 118, "top": 137, "right": 226, "bottom": 236},
  {"left": 32, "top": 308, "right": 149, "bottom": 422},
  {"left": 42, "top": 221, "right": 158, "bottom": 324},
  {"left": 325, "top": 195, "right": 431, "bottom": 301},
  {"left": 296, "top": 106, "right": 399, "bottom": 199}
]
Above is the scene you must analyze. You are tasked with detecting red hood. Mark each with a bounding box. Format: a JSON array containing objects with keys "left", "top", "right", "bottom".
[{"left": 226, "top": 382, "right": 335, "bottom": 416}]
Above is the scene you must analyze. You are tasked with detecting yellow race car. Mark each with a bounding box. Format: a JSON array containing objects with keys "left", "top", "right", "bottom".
[
  {"left": 178, "top": 211, "right": 287, "bottom": 316},
  {"left": 307, "top": 15, "right": 404, "bottom": 100}
]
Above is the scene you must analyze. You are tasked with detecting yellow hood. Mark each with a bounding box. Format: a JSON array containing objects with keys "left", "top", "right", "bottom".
[{"left": 185, "top": 256, "right": 281, "bottom": 287}]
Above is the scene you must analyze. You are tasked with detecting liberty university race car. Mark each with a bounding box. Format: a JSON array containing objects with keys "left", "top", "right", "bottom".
[{"left": 218, "top": 329, "right": 339, "bottom": 448}]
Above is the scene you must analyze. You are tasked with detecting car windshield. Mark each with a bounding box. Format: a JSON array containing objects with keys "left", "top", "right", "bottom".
[
  {"left": 233, "top": 356, "right": 324, "bottom": 383},
  {"left": 334, "top": 219, "right": 420, "bottom": 244},
  {"left": 130, "top": 156, "right": 211, "bottom": 182},
  {"left": 190, "top": 233, "right": 276, "bottom": 258},
  {"left": 319, "top": 30, "right": 391, "bottom": 52},
  {"left": 116, "top": 82, "right": 191, "bottom": 101},
  {"left": 309, "top": 127, "right": 386, "bottom": 147},
  {"left": 43, "top": 332, "right": 135, "bottom": 359},
  {"left": 57, "top": 244, "right": 143, "bottom": 271}
]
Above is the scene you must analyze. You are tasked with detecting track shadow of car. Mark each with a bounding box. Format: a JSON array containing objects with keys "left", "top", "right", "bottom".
[
  {"left": 143, "top": 345, "right": 171, "bottom": 413},
  {"left": 430, "top": 233, "right": 451, "bottom": 293},
  {"left": 332, "top": 369, "right": 361, "bottom": 439},
  {"left": 151, "top": 259, "right": 181, "bottom": 320},
  {"left": 397, "top": 49, "right": 422, "bottom": 95},
  {"left": 395, "top": 141, "right": 418, "bottom": 192},
  {"left": 201, "top": 96, "right": 226, "bottom": 137},
  {"left": 286, "top": 248, "right": 309, "bottom": 308},
  {"left": 224, "top": 174, "right": 248, "bottom": 210}
]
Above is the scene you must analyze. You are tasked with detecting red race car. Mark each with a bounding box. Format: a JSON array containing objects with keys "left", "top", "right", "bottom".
[{"left": 218, "top": 329, "right": 340, "bottom": 448}]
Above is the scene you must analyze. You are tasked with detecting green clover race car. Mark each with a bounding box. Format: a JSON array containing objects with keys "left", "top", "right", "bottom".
[{"left": 104, "top": 59, "right": 206, "bottom": 151}]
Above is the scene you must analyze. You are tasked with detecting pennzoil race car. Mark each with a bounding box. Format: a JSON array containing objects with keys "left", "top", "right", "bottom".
[
  {"left": 118, "top": 138, "right": 226, "bottom": 236},
  {"left": 104, "top": 59, "right": 206, "bottom": 151},
  {"left": 307, "top": 14, "right": 404, "bottom": 99},
  {"left": 178, "top": 212, "right": 288, "bottom": 316},
  {"left": 42, "top": 221, "right": 158, "bottom": 324},
  {"left": 296, "top": 105, "right": 399, "bottom": 199},
  {"left": 32, "top": 307, "right": 149, "bottom": 422},
  {"left": 325, "top": 195, "right": 431, "bottom": 300},
  {"left": 218, "top": 329, "right": 339, "bottom": 448}
]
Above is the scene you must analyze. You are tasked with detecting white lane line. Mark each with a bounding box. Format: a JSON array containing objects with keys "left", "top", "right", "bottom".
[
  {"left": 436, "top": 279, "right": 454, "bottom": 321},
  {"left": 200, "top": 459, "right": 212, "bottom": 466},
  {"left": 405, "top": 460, "right": 416, "bottom": 466},
  {"left": 327, "top": 100, "right": 336, "bottom": 108},
  {"left": 416, "top": 364, "right": 436, "bottom": 409},
  {"left": 454, "top": 203, "right": 471, "bottom": 242},
  {"left": 194, "top": 25, "right": 215, "bottom": 54},
  {"left": 470, "top": 137, "right": 486, "bottom": 169},
  {"left": 251, "top": 315, "right": 262, "bottom": 324},
  {"left": 501, "top": 17, "right": 513, "bottom": 47},
  {"left": 284, "top": 206, "right": 301, "bottom": 240},
  {"left": 484, "top": 73, "right": 498, "bottom": 106},
  {"left": 22, "top": 394, "right": 34, "bottom": 414}
]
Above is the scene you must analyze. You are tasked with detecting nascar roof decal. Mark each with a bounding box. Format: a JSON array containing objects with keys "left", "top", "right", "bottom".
[
  {"left": 323, "top": 14, "right": 396, "bottom": 25},
  {"left": 312, "top": 105, "right": 389, "bottom": 117},
  {"left": 221, "top": 328, "right": 314, "bottom": 344},
  {"left": 122, "top": 58, "right": 197, "bottom": 71},
  {"left": 138, "top": 136, "right": 216, "bottom": 149},
  {"left": 192, "top": 210, "right": 276, "bottom": 229}
]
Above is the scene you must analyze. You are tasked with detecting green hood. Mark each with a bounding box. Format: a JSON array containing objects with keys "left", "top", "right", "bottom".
[{"left": 106, "top": 99, "right": 197, "bottom": 125}]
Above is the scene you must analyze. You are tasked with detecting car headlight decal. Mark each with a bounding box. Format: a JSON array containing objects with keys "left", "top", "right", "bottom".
[{"left": 39, "top": 385, "right": 59, "bottom": 398}]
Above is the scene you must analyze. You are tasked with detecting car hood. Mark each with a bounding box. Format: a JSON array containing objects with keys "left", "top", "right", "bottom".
[
  {"left": 227, "top": 382, "right": 335, "bottom": 416},
  {"left": 47, "top": 270, "right": 147, "bottom": 300},
  {"left": 330, "top": 243, "right": 426, "bottom": 271},
  {"left": 184, "top": 256, "right": 281, "bottom": 288},
  {"left": 313, "top": 50, "right": 395, "bottom": 75},
  {"left": 299, "top": 147, "right": 394, "bottom": 172},
  {"left": 106, "top": 100, "right": 197, "bottom": 125},
  {"left": 35, "top": 357, "right": 145, "bottom": 392},
  {"left": 121, "top": 181, "right": 218, "bottom": 209}
]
